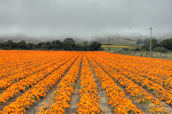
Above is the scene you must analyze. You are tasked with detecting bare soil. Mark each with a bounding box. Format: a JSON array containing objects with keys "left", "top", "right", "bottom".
[
  {"left": 92, "top": 57, "right": 172, "bottom": 113},
  {"left": 87, "top": 57, "right": 114, "bottom": 114},
  {"left": 26, "top": 56, "right": 79, "bottom": 114},
  {"left": 65, "top": 56, "right": 83, "bottom": 114}
]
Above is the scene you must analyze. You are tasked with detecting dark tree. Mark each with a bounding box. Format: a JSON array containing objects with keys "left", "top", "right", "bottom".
[
  {"left": 3, "top": 40, "right": 16, "bottom": 49},
  {"left": 89, "top": 41, "right": 102, "bottom": 51},
  {"left": 63, "top": 38, "right": 75, "bottom": 50},
  {"left": 26, "top": 42, "right": 35, "bottom": 50},
  {"left": 0, "top": 39, "right": 103, "bottom": 51},
  {"left": 17, "top": 40, "right": 27, "bottom": 49},
  {"left": 52, "top": 40, "right": 63, "bottom": 50},
  {"left": 142, "top": 39, "right": 158, "bottom": 51},
  {"left": 83, "top": 41, "right": 89, "bottom": 51},
  {"left": 160, "top": 38, "right": 172, "bottom": 50}
]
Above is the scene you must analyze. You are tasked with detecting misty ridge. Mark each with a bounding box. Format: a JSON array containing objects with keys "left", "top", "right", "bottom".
[{"left": 0, "top": 34, "right": 171, "bottom": 47}]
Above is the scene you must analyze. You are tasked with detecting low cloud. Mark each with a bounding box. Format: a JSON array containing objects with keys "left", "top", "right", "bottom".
[{"left": 0, "top": 0, "right": 172, "bottom": 39}]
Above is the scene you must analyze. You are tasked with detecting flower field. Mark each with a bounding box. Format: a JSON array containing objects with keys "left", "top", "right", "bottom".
[{"left": 0, "top": 50, "right": 171, "bottom": 114}]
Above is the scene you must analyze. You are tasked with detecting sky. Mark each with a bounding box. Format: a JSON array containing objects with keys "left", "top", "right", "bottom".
[{"left": 0, "top": 0, "right": 172, "bottom": 39}]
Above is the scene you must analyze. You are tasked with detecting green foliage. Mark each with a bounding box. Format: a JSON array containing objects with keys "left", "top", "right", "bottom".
[
  {"left": 63, "top": 38, "right": 75, "bottom": 50},
  {"left": 0, "top": 38, "right": 102, "bottom": 51},
  {"left": 89, "top": 41, "right": 102, "bottom": 51},
  {"left": 18, "top": 40, "right": 27, "bottom": 49},
  {"left": 140, "top": 38, "right": 172, "bottom": 52},
  {"left": 142, "top": 39, "right": 158, "bottom": 51},
  {"left": 153, "top": 47, "right": 168, "bottom": 53},
  {"left": 160, "top": 38, "right": 172, "bottom": 50}
]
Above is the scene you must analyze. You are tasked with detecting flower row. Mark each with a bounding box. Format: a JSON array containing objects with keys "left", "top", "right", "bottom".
[
  {"left": 0, "top": 57, "right": 66, "bottom": 90},
  {"left": 77, "top": 55, "right": 101, "bottom": 113},
  {"left": 90, "top": 52, "right": 172, "bottom": 105},
  {"left": 0, "top": 51, "right": 56, "bottom": 79},
  {"left": 89, "top": 53, "right": 167, "bottom": 113},
  {"left": 42, "top": 55, "right": 82, "bottom": 113},
  {"left": 87, "top": 56, "right": 142, "bottom": 114},
  {"left": 0, "top": 54, "right": 79, "bottom": 113},
  {"left": 0, "top": 56, "right": 72, "bottom": 107}
]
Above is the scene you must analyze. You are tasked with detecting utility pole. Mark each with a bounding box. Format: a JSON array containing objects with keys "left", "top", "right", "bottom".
[
  {"left": 108, "top": 37, "right": 110, "bottom": 51},
  {"left": 150, "top": 27, "right": 152, "bottom": 55}
]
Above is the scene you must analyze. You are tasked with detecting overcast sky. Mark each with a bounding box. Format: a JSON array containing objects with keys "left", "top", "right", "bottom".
[{"left": 0, "top": 0, "right": 172, "bottom": 39}]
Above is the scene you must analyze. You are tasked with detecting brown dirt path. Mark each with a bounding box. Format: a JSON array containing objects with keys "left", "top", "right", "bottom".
[
  {"left": 26, "top": 55, "right": 80, "bottom": 114},
  {"left": 87, "top": 56, "right": 114, "bottom": 114},
  {"left": 65, "top": 56, "right": 83, "bottom": 114},
  {"left": 92, "top": 57, "right": 172, "bottom": 113}
]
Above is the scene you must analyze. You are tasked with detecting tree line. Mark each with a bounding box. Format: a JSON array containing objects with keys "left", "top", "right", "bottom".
[
  {"left": 0, "top": 38, "right": 102, "bottom": 51},
  {"left": 136, "top": 38, "right": 172, "bottom": 53}
]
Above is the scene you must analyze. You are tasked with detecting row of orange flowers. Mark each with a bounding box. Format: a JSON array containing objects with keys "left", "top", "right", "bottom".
[
  {"left": 92, "top": 52, "right": 172, "bottom": 105},
  {"left": 88, "top": 53, "right": 167, "bottom": 113},
  {"left": 39, "top": 55, "right": 82, "bottom": 113},
  {"left": 0, "top": 53, "right": 79, "bottom": 113},
  {"left": 0, "top": 51, "right": 53, "bottom": 79},
  {"left": 0, "top": 59, "right": 37, "bottom": 79},
  {"left": 107, "top": 52, "right": 172, "bottom": 91},
  {"left": 0, "top": 56, "right": 71, "bottom": 107},
  {"left": 87, "top": 56, "right": 142, "bottom": 114},
  {"left": 123, "top": 69, "right": 172, "bottom": 105},
  {"left": 0, "top": 56, "right": 66, "bottom": 90},
  {"left": 77, "top": 55, "right": 102, "bottom": 113},
  {"left": 0, "top": 50, "right": 33, "bottom": 73},
  {"left": 106, "top": 56, "right": 172, "bottom": 105}
]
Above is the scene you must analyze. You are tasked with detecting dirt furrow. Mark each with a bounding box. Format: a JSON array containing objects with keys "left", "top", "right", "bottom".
[
  {"left": 89, "top": 57, "right": 146, "bottom": 113},
  {"left": 26, "top": 54, "right": 81, "bottom": 114},
  {"left": 92, "top": 57, "right": 172, "bottom": 113},
  {"left": 65, "top": 55, "right": 83, "bottom": 114},
  {"left": 0, "top": 56, "right": 74, "bottom": 111},
  {"left": 87, "top": 56, "right": 113, "bottom": 114}
]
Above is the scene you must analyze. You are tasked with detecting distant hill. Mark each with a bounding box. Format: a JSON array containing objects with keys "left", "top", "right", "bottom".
[
  {"left": 94, "top": 35, "right": 137, "bottom": 46},
  {"left": 1, "top": 34, "right": 171, "bottom": 46}
]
